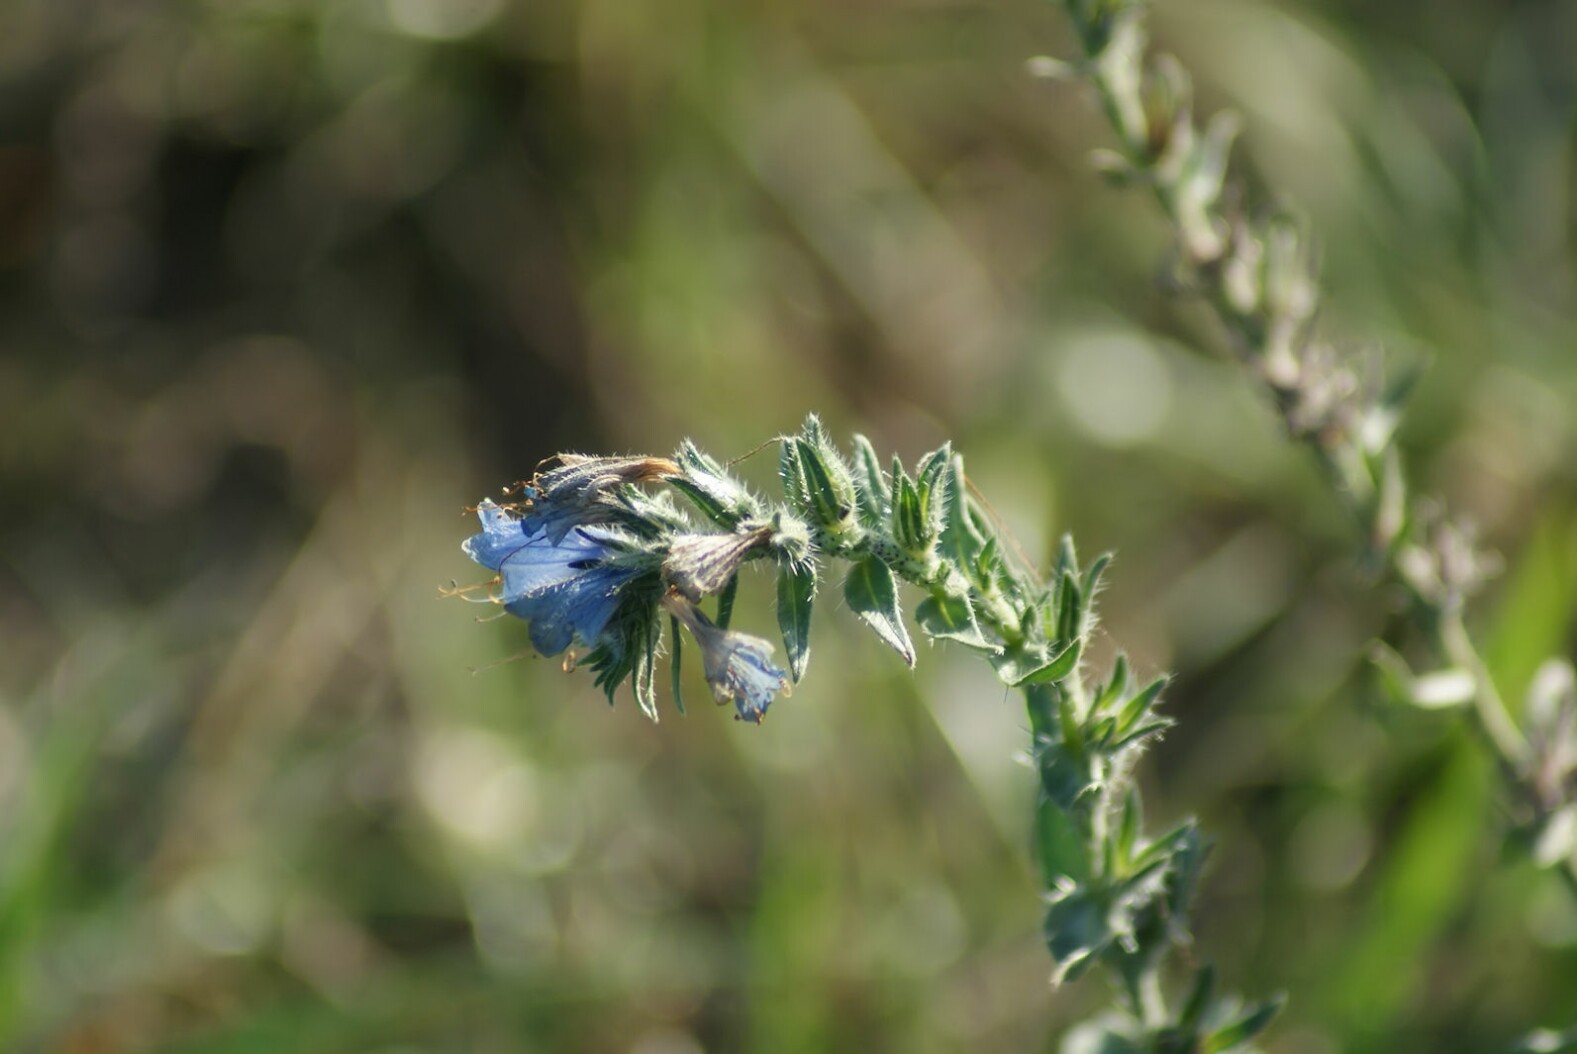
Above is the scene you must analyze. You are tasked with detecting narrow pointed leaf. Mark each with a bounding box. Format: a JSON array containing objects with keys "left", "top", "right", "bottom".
[
  {"left": 850, "top": 433, "right": 890, "bottom": 526},
  {"left": 1162, "top": 823, "right": 1208, "bottom": 921},
  {"left": 1113, "top": 718, "right": 1172, "bottom": 754},
  {"left": 778, "top": 440, "right": 808, "bottom": 507},
  {"left": 776, "top": 561, "right": 815, "bottom": 682},
  {"left": 1082, "top": 551, "right": 1113, "bottom": 598},
  {"left": 1055, "top": 534, "right": 1079, "bottom": 580},
  {"left": 670, "top": 440, "right": 760, "bottom": 527},
  {"left": 917, "top": 444, "right": 952, "bottom": 540},
  {"left": 632, "top": 619, "right": 659, "bottom": 722},
  {"left": 892, "top": 471, "right": 925, "bottom": 552},
  {"left": 844, "top": 557, "right": 915, "bottom": 666},
  {"left": 668, "top": 615, "right": 686, "bottom": 715},
  {"left": 1010, "top": 640, "right": 1082, "bottom": 687},
  {"left": 940, "top": 457, "right": 987, "bottom": 572},
  {"left": 1179, "top": 965, "right": 1216, "bottom": 1035},
  {"left": 1096, "top": 653, "right": 1131, "bottom": 712},
  {"left": 1117, "top": 786, "right": 1141, "bottom": 862},
  {"left": 1056, "top": 570, "right": 1083, "bottom": 643},
  {"left": 1116, "top": 677, "right": 1168, "bottom": 734},
  {"left": 716, "top": 573, "right": 739, "bottom": 630}
]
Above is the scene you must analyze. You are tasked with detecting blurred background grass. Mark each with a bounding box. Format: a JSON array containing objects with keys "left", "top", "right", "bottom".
[{"left": 1, "top": 0, "right": 1575, "bottom": 1050}]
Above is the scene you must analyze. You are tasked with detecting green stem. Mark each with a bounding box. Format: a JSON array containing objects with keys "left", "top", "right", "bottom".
[{"left": 1436, "top": 611, "right": 1533, "bottom": 777}]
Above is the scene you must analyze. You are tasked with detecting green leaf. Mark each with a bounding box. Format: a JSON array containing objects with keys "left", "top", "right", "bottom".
[
  {"left": 916, "top": 593, "right": 996, "bottom": 652},
  {"left": 794, "top": 416, "right": 859, "bottom": 531},
  {"left": 940, "top": 457, "right": 988, "bottom": 573},
  {"left": 849, "top": 433, "right": 890, "bottom": 527},
  {"left": 778, "top": 439, "right": 808, "bottom": 507},
  {"left": 891, "top": 466, "right": 926, "bottom": 553},
  {"left": 916, "top": 443, "right": 953, "bottom": 540},
  {"left": 1082, "top": 551, "right": 1113, "bottom": 598},
  {"left": 716, "top": 573, "right": 739, "bottom": 630},
  {"left": 1056, "top": 570, "right": 1083, "bottom": 644},
  {"left": 1055, "top": 534, "right": 1079, "bottom": 580},
  {"left": 1115, "top": 677, "right": 1167, "bottom": 734},
  {"left": 1009, "top": 640, "right": 1082, "bottom": 687},
  {"left": 1159, "top": 822, "right": 1207, "bottom": 921},
  {"left": 666, "top": 477, "right": 729, "bottom": 527},
  {"left": 1178, "top": 965, "right": 1216, "bottom": 1035},
  {"left": 632, "top": 618, "right": 660, "bottom": 722},
  {"left": 776, "top": 561, "right": 815, "bottom": 682},
  {"left": 1111, "top": 718, "right": 1172, "bottom": 754},
  {"left": 1201, "top": 994, "right": 1285, "bottom": 1053},
  {"left": 1095, "top": 653, "right": 1131, "bottom": 712},
  {"left": 796, "top": 437, "right": 857, "bottom": 530},
  {"left": 976, "top": 535, "right": 1002, "bottom": 583},
  {"left": 670, "top": 439, "right": 759, "bottom": 528},
  {"left": 1034, "top": 700, "right": 1100, "bottom": 810},
  {"left": 668, "top": 615, "right": 685, "bottom": 715},
  {"left": 844, "top": 557, "right": 915, "bottom": 666},
  {"left": 1038, "top": 747, "right": 1096, "bottom": 811},
  {"left": 1024, "top": 682, "right": 1058, "bottom": 739},
  {"left": 1043, "top": 887, "right": 1112, "bottom": 987},
  {"left": 1038, "top": 796, "right": 1091, "bottom": 886},
  {"left": 1116, "top": 787, "right": 1141, "bottom": 864},
  {"left": 991, "top": 645, "right": 1039, "bottom": 686}
]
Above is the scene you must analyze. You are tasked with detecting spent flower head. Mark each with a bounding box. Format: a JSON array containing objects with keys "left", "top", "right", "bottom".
[
  {"left": 663, "top": 527, "right": 774, "bottom": 603},
  {"left": 514, "top": 454, "right": 680, "bottom": 541}
]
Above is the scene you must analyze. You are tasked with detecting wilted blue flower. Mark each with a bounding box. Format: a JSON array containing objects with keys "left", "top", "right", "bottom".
[
  {"left": 662, "top": 527, "right": 772, "bottom": 602},
  {"left": 666, "top": 598, "right": 789, "bottom": 723},
  {"left": 463, "top": 498, "right": 643, "bottom": 656},
  {"left": 525, "top": 454, "right": 680, "bottom": 541}
]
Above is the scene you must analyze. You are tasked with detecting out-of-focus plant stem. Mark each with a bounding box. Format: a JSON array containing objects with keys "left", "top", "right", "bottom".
[{"left": 1050, "top": 0, "right": 1575, "bottom": 889}]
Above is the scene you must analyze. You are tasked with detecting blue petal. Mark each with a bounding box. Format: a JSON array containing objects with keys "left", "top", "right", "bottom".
[
  {"left": 507, "top": 565, "right": 639, "bottom": 656},
  {"left": 461, "top": 499, "right": 532, "bottom": 571},
  {"left": 529, "top": 500, "right": 596, "bottom": 544},
  {"left": 512, "top": 595, "right": 574, "bottom": 656},
  {"left": 463, "top": 501, "right": 619, "bottom": 588},
  {"left": 496, "top": 528, "right": 611, "bottom": 603},
  {"left": 706, "top": 631, "right": 788, "bottom": 723}
]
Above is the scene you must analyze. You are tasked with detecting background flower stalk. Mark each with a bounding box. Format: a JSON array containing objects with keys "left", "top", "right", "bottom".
[{"left": 1046, "top": 0, "right": 1577, "bottom": 896}]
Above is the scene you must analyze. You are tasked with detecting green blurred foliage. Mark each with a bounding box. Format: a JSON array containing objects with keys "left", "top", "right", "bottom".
[{"left": 0, "top": 0, "right": 1573, "bottom": 1050}]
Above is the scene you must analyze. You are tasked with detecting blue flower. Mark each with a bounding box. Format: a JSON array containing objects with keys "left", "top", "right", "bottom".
[
  {"left": 462, "top": 498, "right": 642, "bottom": 656},
  {"left": 666, "top": 598, "right": 789, "bottom": 723}
]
